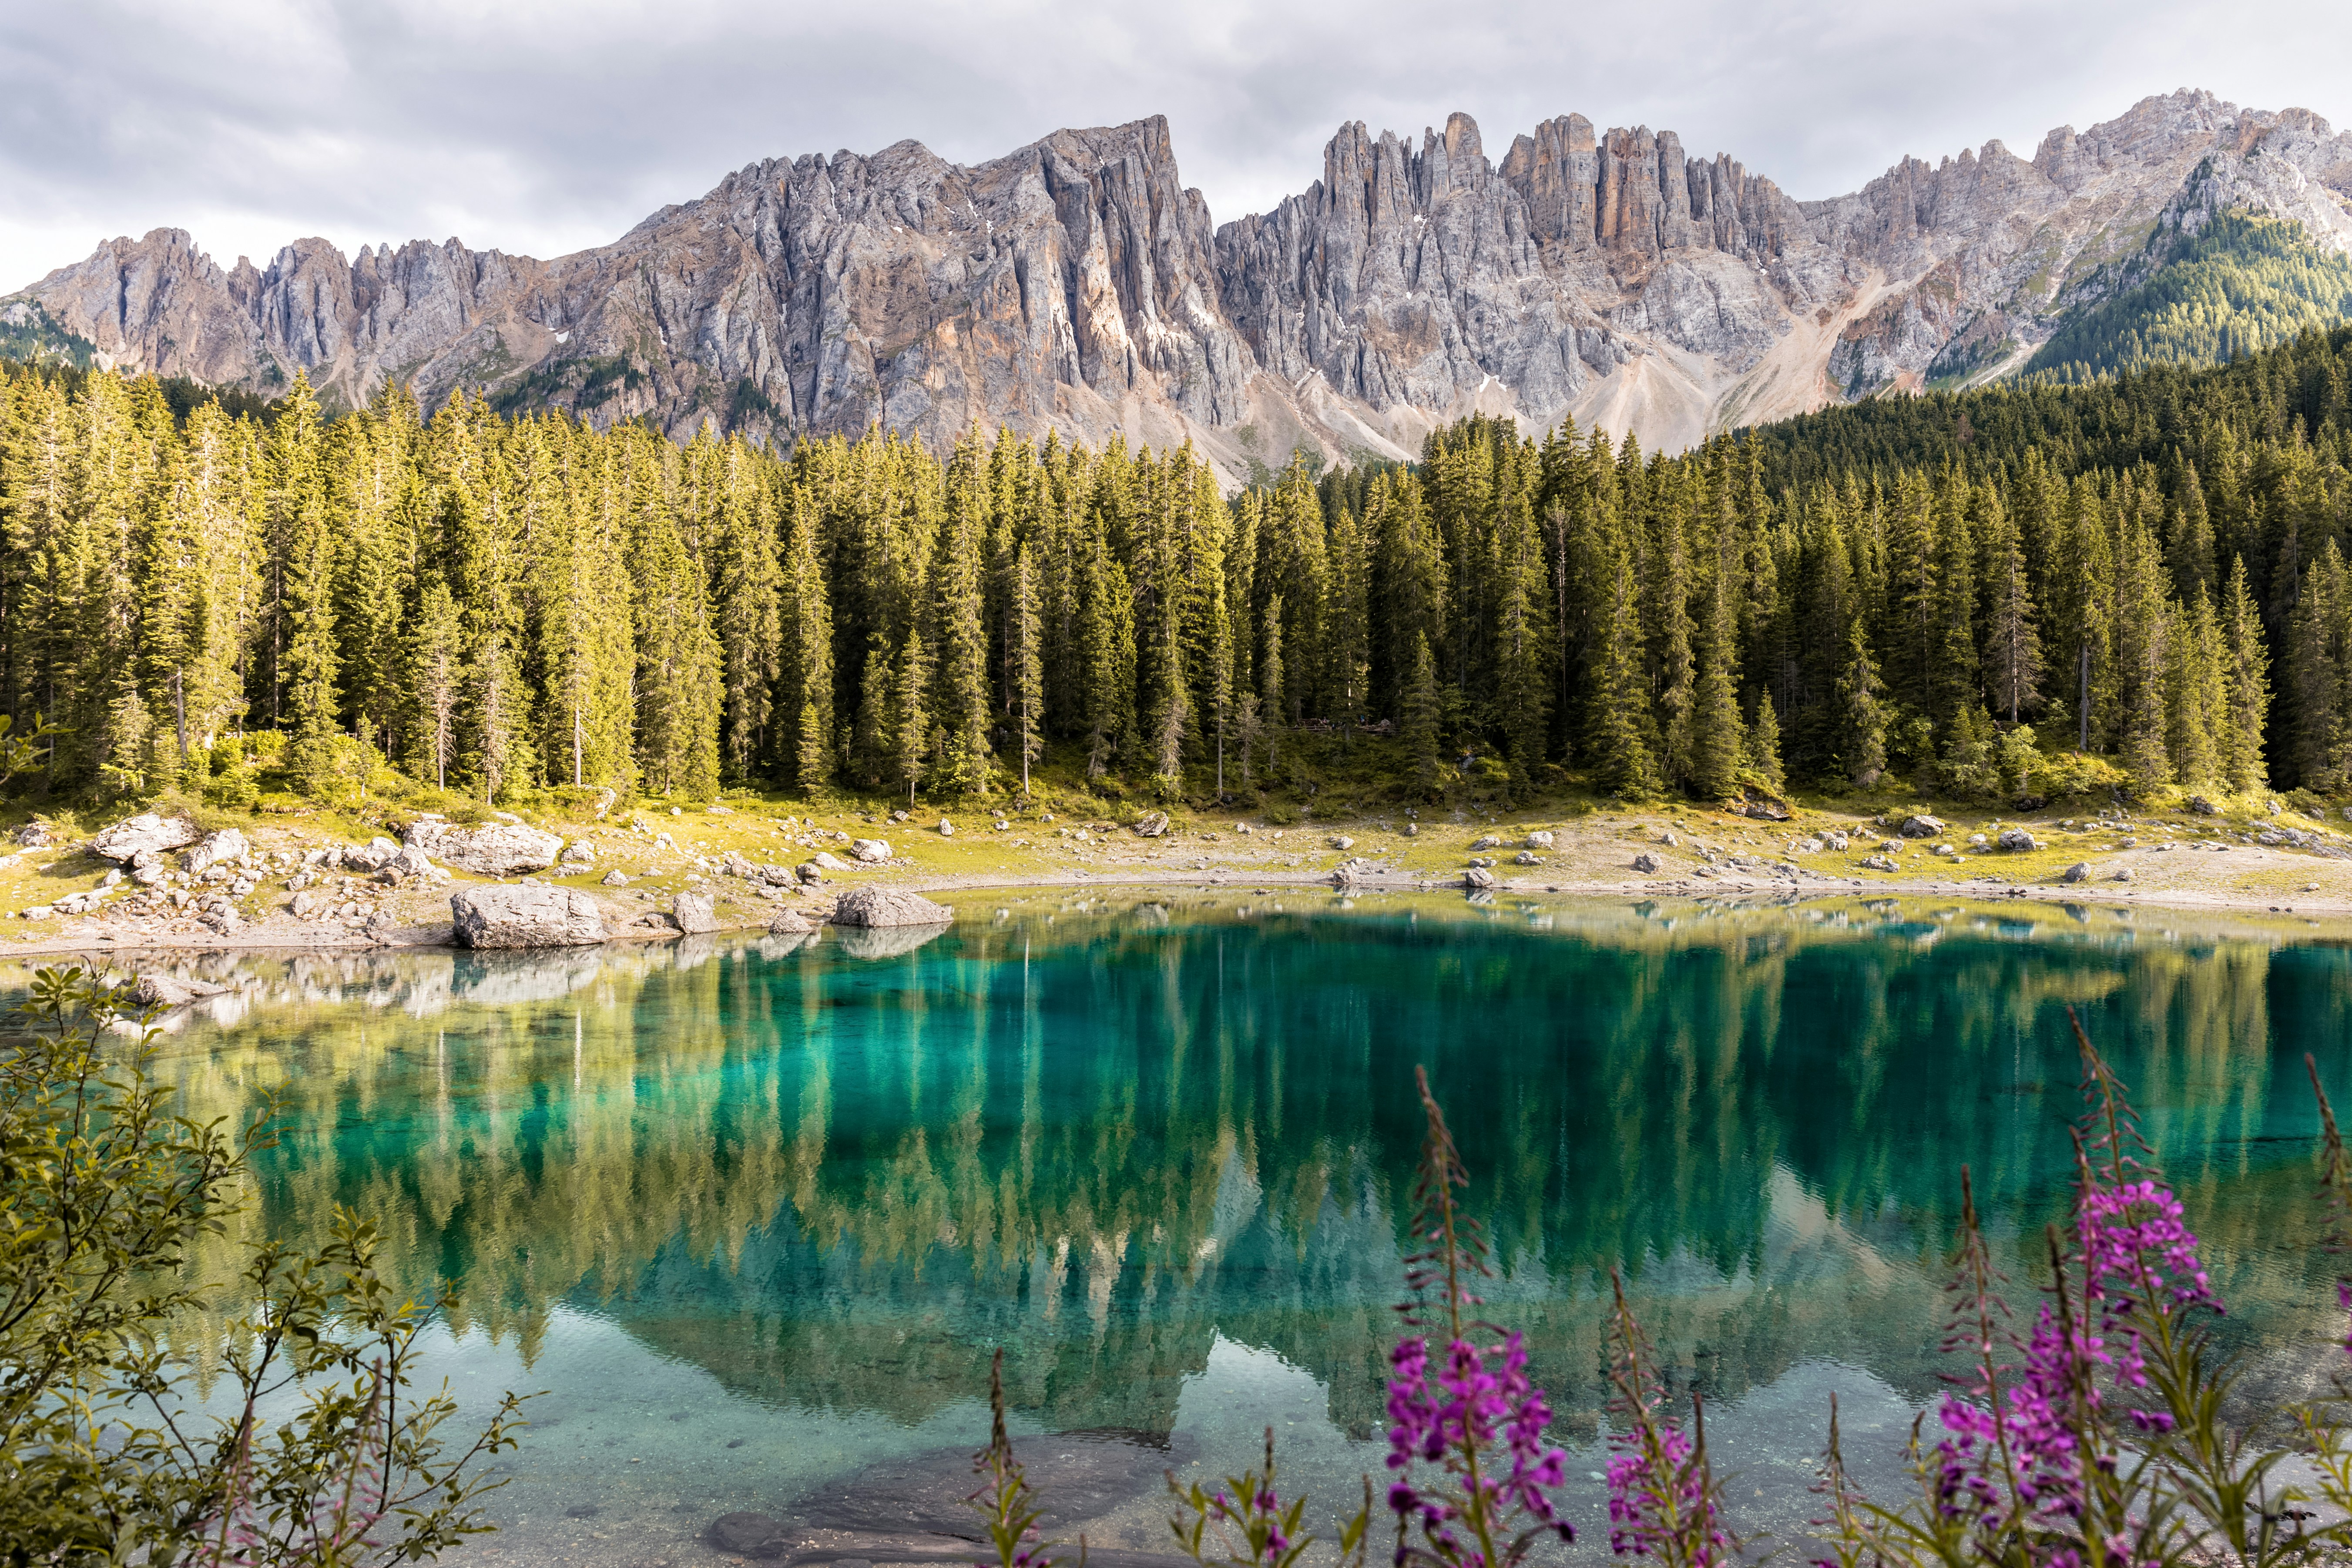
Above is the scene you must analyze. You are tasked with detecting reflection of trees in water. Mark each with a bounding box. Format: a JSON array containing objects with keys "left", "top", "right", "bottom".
[{"left": 27, "top": 897, "right": 2348, "bottom": 1427}]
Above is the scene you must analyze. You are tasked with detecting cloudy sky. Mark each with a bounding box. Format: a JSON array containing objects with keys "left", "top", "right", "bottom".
[{"left": 3, "top": 0, "right": 2346, "bottom": 291}]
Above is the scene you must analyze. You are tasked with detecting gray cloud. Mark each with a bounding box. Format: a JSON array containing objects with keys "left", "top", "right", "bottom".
[{"left": 3, "top": 0, "right": 2347, "bottom": 290}]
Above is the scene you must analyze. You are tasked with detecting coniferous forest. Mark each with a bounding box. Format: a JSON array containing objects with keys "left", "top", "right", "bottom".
[{"left": 2, "top": 323, "right": 2351, "bottom": 814}]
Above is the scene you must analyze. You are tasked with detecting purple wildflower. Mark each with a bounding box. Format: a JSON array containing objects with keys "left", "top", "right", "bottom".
[{"left": 1383, "top": 1070, "right": 1575, "bottom": 1568}]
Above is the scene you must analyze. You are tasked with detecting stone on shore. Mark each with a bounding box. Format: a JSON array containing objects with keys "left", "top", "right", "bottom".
[
  {"left": 1632, "top": 852, "right": 1662, "bottom": 873},
  {"left": 832, "top": 886, "right": 953, "bottom": 927},
  {"left": 1132, "top": 811, "right": 1170, "bottom": 837},
  {"left": 1464, "top": 868, "right": 1498, "bottom": 889},
  {"left": 1899, "top": 814, "right": 1946, "bottom": 838},
  {"left": 183, "top": 827, "right": 248, "bottom": 875},
  {"left": 450, "top": 885, "right": 607, "bottom": 948},
  {"left": 850, "top": 838, "right": 892, "bottom": 862},
  {"left": 1997, "top": 827, "right": 2037, "bottom": 852},
  {"left": 406, "top": 820, "right": 563, "bottom": 876},
  {"left": 91, "top": 812, "right": 200, "bottom": 864},
  {"left": 767, "top": 909, "right": 814, "bottom": 935},
  {"left": 672, "top": 891, "right": 718, "bottom": 934},
  {"left": 2063, "top": 862, "right": 2092, "bottom": 884}
]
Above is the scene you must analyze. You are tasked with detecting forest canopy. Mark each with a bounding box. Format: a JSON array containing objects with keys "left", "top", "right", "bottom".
[{"left": 0, "top": 322, "right": 2348, "bottom": 814}]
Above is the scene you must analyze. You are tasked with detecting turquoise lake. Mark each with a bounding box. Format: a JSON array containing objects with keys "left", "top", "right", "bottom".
[{"left": 76, "top": 891, "right": 2352, "bottom": 1566}]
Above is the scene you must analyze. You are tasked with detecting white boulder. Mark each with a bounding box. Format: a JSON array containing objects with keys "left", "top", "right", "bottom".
[
  {"left": 832, "top": 886, "right": 953, "bottom": 927},
  {"left": 450, "top": 885, "right": 608, "bottom": 948},
  {"left": 406, "top": 820, "right": 563, "bottom": 876},
  {"left": 91, "top": 813, "right": 200, "bottom": 864}
]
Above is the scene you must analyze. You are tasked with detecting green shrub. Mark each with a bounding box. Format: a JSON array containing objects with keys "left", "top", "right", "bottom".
[{"left": 0, "top": 967, "right": 527, "bottom": 1561}]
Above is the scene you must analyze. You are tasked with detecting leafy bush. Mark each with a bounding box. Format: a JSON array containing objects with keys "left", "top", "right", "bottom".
[{"left": 0, "top": 967, "right": 527, "bottom": 1563}]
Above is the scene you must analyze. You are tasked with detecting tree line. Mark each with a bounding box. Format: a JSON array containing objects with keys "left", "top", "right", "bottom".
[{"left": 2, "top": 324, "right": 2351, "bottom": 808}]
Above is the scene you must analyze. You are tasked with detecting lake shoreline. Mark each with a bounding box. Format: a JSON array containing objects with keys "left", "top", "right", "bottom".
[{"left": 7, "top": 861, "right": 2346, "bottom": 965}]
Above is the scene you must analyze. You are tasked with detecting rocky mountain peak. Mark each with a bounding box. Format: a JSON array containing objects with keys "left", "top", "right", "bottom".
[{"left": 11, "top": 90, "right": 2352, "bottom": 478}]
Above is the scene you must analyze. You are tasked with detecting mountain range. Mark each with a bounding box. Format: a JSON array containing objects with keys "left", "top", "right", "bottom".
[{"left": 8, "top": 88, "right": 2352, "bottom": 481}]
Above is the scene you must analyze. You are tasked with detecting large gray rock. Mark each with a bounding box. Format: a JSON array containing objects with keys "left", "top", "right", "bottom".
[
  {"left": 2063, "top": 862, "right": 2093, "bottom": 884},
  {"left": 832, "top": 886, "right": 953, "bottom": 927},
  {"left": 1632, "top": 851, "right": 1662, "bottom": 873},
  {"left": 1997, "top": 827, "right": 2038, "bottom": 852},
  {"left": 376, "top": 846, "right": 439, "bottom": 883},
  {"left": 91, "top": 812, "right": 200, "bottom": 863},
  {"left": 183, "top": 827, "right": 248, "bottom": 875},
  {"left": 450, "top": 886, "right": 607, "bottom": 948},
  {"left": 672, "top": 891, "right": 718, "bottom": 934},
  {"left": 1133, "top": 811, "right": 1170, "bottom": 837},
  {"left": 766, "top": 909, "right": 815, "bottom": 935},
  {"left": 406, "top": 820, "right": 563, "bottom": 876},
  {"left": 849, "top": 838, "right": 892, "bottom": 863},
  {"left": 1899, "top": 814, "right": 1946, "bottom": 838}
]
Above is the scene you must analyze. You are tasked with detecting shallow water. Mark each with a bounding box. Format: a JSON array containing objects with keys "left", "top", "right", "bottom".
[{"left": 44, "top": 891, "right": 2352, "bottom": 1565}]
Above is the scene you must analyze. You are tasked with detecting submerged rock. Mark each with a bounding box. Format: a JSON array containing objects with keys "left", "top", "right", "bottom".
[
  {"left": 792, "top": 1430, "right": 1191, "bottom": 1537},
  {"left": 705, "top": 1512, "right": 788, "bottom": 1558}
]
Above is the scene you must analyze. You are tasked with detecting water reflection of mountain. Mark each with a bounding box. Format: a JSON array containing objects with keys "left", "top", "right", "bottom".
[{"left": 24, "top": 894, "right": 2349, "bottom": 1429}]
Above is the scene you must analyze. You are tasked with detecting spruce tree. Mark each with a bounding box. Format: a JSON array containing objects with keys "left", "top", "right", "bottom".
[
  {"left": 1687, "top": 564, "right": 1745, "bottom": 800},
  {"left": 1745, "top": 691, "right": 1785, "bottom": 795},
  {"left": 1009, "top": 543, "right": 1043, "bottom": 796},
  {"left": 894, "top": 630, "right": 931, "bottom": 806},
  {"left": 2222, "top": 556, "right": 2271, "bottom": 793},
  {"left": 1834, "top": 612, "right": 1889, "bottom": 784},
  {"left": 1401, "top": 632, "right": 1441, "bottom": 791}
]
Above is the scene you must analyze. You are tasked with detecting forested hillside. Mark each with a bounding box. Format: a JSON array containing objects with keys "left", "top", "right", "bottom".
[
  {"left": 2024, "top": 211, "right": 2352, "bottom": 383},
  {"left": 1, "top": 325, "right": 2349, "bottom": 814}
]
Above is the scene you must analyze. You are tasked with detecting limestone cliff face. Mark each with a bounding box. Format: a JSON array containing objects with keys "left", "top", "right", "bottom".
[{"left": 14, "top": 91, "right": 2352, "bottom": 473}]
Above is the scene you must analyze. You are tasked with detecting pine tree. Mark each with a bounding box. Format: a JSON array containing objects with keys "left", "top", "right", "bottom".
[
  {"left": 1745, "top": 690, "right": 1785, "bottom": 795},
  {"left": 1983, "top": 494, "right": 2044, "bottom": 724},
  {"left": 1258, "top": 594, "right": 1285, "bottom": 779},
  {"left": 1586, "top": 519, "right": 1657, "bottom": 798},
  {"left": 1687, "top": 562, "right": 1745, "bottom": 800},
  {"left": 2221, "top": 556, "right": 2271, "bottom": 793},
  {"left": 1401, "top": 632, "right": 1441, "bottom": 791},
  {"left": 778, "top": 487, "right": 834, "bottom": 794},
  {"left": 1009, "top": 542, "right": 1043, "bottom": 796},
  {"left": 408, "top": 578, "right": 463, "bottom": 791},
  {"left": 1834, "top": 612, "right": 1889, "bottom": 784},
  {"left": 893, "top": 630, "right": 931, "bottom": 806}
]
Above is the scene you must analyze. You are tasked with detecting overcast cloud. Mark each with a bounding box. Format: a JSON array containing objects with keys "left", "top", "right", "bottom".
[{"left": 3, "top": 0, "right": 2346, "bottom": 291}]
